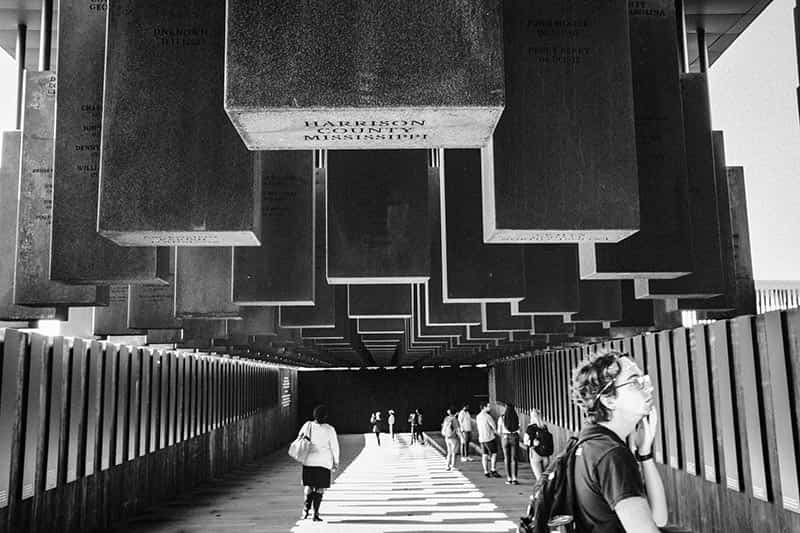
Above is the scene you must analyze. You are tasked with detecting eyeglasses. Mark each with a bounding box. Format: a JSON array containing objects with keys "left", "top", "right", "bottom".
[{"left": 594, "top": 374, "right": 650, "bottom": 402}]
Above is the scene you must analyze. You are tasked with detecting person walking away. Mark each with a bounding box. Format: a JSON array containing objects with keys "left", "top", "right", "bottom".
[
  {"left": 497, "top": 401, "right": 520, "bottom": 484},
  {"left": 414, "top": 408, "right": 425, "bottom": 444},
  {"left": 476, "top": 401, "right": 501, "bottom": 478},
  {"left": 458, "top": 404, "right": 473, "bottom": 462},
  {"left": 571, "top": 351, "right": 667, "bottom": 532},
  {"left": 408, "top": 410, "right": 419, "bottom": 444},
  {"left": 441, "top": 407, "right": 461, "bottom": 470},
  {"left": 388, "top": 409, "right": 396, "bottom": 441},
  {"left": 370, "top": 411, "right": 382, "bottom": 446},
  {"left": 523, "top": 408, "right": 552, "bottom": 481},
  {"left": 299, "top": 404, "right": 340, "bottom": 522}
]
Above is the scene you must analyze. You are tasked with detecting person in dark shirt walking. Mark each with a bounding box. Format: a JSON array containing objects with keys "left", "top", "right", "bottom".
[{"left": 570, "top": 351, "right": 668, "bottom": 533}]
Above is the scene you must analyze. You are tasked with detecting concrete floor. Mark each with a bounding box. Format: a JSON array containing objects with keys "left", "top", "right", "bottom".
[
  {"left": 110, "top": 432, "right": 533, "bottom": 532},
  {"left": 110, "top": 432, "right": 690, "bottom": 532}
]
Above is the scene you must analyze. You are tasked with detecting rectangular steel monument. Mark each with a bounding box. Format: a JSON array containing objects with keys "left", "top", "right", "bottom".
[{"left": 224, "top": 0, "right": 504, "bottom": 149}]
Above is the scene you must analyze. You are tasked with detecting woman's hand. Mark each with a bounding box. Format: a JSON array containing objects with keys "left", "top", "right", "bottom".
[{"left": 633, "top": 407, "right": 658, "bottom": 455}]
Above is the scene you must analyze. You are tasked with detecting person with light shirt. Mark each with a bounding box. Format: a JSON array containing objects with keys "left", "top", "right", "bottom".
[
  {"left": 475, "top": 401, "right": 501, "bottom": 478},
  {"left": 298, "top": 405, "right": 340, "bottom": 522},
  {"left": 457, "top": 404, "right": 473, "bottom": 462}
]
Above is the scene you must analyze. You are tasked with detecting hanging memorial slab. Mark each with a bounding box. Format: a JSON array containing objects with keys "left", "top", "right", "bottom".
[
  {"left": 613, "top": 280, "right": 655, "bottom": 329},
  {"left": 224, "top": 0, "right": 504, "bottom": 150},
  {"left": 1, "top": 131, "right": 61, "bottom": 320},
  {"left": 723, "top": 167, "right": 756, "bottom": 314},
  {"left": 637, "top": 73, "right": 725, "bottom": 300},
  {"left": 234, "top": 151, "right": 314, "bottom": 305},
  {"left": 415, "top": 285, "right": 465, "bottom": 338},
  {"left": 51, "top": 0, "right": 167, "bottom": 285},
  {"left": 229, "top": 307, "right": 277, "bottom": 337},
  {"left": 301, "top": 287, "right": 350, "bottom": 340},
  {"left": 327, "top": 150, "right": 429, "bottom": 284},
  {"left": 482, "top": 303, "right": 534, "bottom": 333},
  {"left": 99, "top": 0, "right": 260, "bottom": 247},
  {"left": 514, "top": 245, "right": 579, "bottom": 315},
  {"left": 348, "top": 285, "right": 412, "bottom": 319},
  {"left": 570, "top": 281, "right": 623, "bottom": 323},
  {"left": 129, "top": 283, "right": 180, "bottom": 330},
  {"left": 484, "top": 0, "right": 638, "bottom": 243},
  {"left": 581, "top": 0, "right": 692, "bottom": 279},
  {"left": 442, "top": 149, "right": 525, "bottom": 302},
  {"left": 95, "top": 285, "right": 145, "bottom": 336},
  {"left": 467, "top": 325, "right": 509, "bottom": 342},
  {"left": 280, "top": 156, "right": 336, "bottom": 326},
  {"left": 15, "top": 71, "right": 109, "bottom": 307},
  {"left": 356, "top": 318, "right": 406, "bottom": 335},
  {"left": 680, "top": 132, "right": 738, "bottom": 313},
  {"left": 175, "top": 247, "right": 240, "bottom": 319},
  {"left": 426, "top": 150, "right": 481, "bottom": 325}
]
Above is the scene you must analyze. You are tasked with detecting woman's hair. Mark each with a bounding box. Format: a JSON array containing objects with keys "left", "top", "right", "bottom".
[
  {"left": 503, "top": 402, "right": 519, "bottom": 429},
  {"left": 313, "top": 404, "right": 328, "bottom": 423},
  {"left": 571, "top": 351, "right": 626, "bottom": 423}
]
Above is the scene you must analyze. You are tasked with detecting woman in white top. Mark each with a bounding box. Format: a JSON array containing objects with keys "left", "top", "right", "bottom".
[{"left": 299, "top": 405, "right": 340, "bottom": 522}]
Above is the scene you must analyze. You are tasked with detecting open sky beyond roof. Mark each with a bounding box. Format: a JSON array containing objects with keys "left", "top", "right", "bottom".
[{"left": 0, "top": 0, "right": 797, "bottom": 280}]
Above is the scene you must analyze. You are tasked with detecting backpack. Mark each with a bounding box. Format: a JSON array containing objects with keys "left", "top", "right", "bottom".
[
  {"left": 441, "top": 416, "right": 456, "bottom": 438},
  {"left": 533, "top": 426, "right": 554, "bottom": 457},
  {"left": 518, "top": 436, "right": 600, "bottom": 533}
]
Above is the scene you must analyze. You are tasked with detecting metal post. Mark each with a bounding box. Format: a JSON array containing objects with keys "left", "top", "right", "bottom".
[
  {"left": 39, "top": 0, "right": 53, "bottom": 71},
  {"left": 697, "top": 27, "right": 709, "bottom": 74},
  {"left": 15, "top": 24, "right": 27, "bottom": 129},
  {"left": 675, "top": 0, "right": 689, "bottom": 73}
]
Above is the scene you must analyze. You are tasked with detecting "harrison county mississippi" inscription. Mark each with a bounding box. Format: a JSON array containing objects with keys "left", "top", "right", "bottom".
[{"left": 302, "top": 120, "right": 428, "bottom": 142}]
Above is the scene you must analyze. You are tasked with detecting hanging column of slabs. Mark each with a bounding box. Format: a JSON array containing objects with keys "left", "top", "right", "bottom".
[
  {"left": 403, "top": 318, "right": 447, "bottom": 352},
  {"left": 347, "top": 284, "right": 412, "bottom": 319},
  {"left": 327, "top": 150, "right": 429, "bottom": 284},
  {"left": 484, "top": 0, "right": 638, "bottom": 244},
  {"left": 426, "top": 149, "right": 481, "bottom": 325},
  {"left": 441, "top": 149, "right": 525, "bottom": 302},
  {"left": 51, "top": 1, "right": 166, "bottom": 285},
  {"left": 279, "top": 151, "right": 335, "bottom": 326},
  {"left": 512, "top": 245, "right": 580, "bottom": 317},
  {"left": 233, "top": 151, "right": 314, "bottom": 305},
  {"left": 14, "top": 71, "right": 109, "bottom": 307},
  {"left": 414, "top": 284, "right": 464, "bottom": 339},
  {"left": 569, "top": 281, "right": 623, "bottom": 324},
  {"left": 99, "top": 0, "right": 259, "bottom": 247},
  {"left": 174, "top": 247, "right": 240, "bottom": 320},
  {"left": 636, "top": 73, "right": 726, "bottom": 300},
  {"left": 94, "top": 286, "right": 145, "bottom": 336},
  {"left": 407, "top": 316, "right": 451, "bottom": 347},
  {"left": 301, "top": 287, "right": 350, "bottom": 340},
  {"left": 0, "top": 132, "right": 61, "bottom": 320},
  {"left": 580, "top": 0, "right": 692, "bottom": 280},
  {"left": 356, "top": 318, "right": 405, "bottom": 335},
  {"left": 224, "top": 0, "right": 503, "bottom": 150},
  {"left": 228, "top": 307, "right": 277, "bottom": 337},
  {"left": 481, "top": 303, "right": 534, "bottom": 333},
  {"left": 679, "top": 135, "right": 739, "bottom": 314}
]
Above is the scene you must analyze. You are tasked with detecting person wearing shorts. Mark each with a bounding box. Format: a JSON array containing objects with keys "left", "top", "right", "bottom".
[{"left": 475, "top": 401, "right": 500, "bottom": 478}]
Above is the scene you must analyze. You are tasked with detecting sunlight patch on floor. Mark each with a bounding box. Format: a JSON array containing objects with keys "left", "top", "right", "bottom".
[{"left": 291, "top": 434, "right": 517, "bottom": 532}]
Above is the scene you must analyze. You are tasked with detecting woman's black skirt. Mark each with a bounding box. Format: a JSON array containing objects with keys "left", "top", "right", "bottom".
[{"left": 302, "top": 465, "right": 332, "bottom": 488}]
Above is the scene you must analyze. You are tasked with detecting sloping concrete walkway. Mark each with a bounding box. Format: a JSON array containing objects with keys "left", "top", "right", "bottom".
[{"left": 111, "top": 433, "right": 526, "bottom": 532}]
